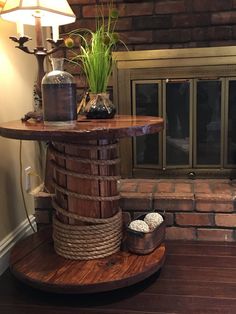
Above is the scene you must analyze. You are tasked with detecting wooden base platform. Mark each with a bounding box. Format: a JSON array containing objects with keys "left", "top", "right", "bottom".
[{"left": 9, "top": 229, "right": 166, "bottom": 294}]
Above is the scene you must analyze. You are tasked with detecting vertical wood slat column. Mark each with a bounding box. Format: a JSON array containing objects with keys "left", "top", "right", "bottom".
[
  {"left": 52, "top": 139, "right": 120, "bottom": 225},
  {"left": 53, "top": 143, "right": 68, "bottom": 224},
  {"left": 98, "top": 139, "right": 120, "bottom": 218}
]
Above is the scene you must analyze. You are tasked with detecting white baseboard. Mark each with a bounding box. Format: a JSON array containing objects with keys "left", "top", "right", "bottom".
[{"left": 0, "top": 215, "right": 36, "bottom": 275}]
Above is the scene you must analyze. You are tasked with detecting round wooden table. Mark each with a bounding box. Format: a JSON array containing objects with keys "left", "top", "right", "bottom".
[{"left": 0, "top": 115, "right": 165, "bottom": 293}]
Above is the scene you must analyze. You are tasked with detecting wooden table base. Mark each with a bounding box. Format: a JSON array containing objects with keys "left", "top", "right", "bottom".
[{"left": 10, "top": 229, "right": 166, "bottom": 294}]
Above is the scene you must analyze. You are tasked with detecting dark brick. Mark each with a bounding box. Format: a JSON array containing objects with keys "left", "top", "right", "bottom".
[
  {"left": 209, "top": 40, "right": 236, "bottom": 46},
  {"left": 83, "top": 2, "right": 154, "bottom": 18},
  {"left": 133, "top": 16, "right": 172, "bottom": 30},
  {"left": 173, "top": 13, "right": 210, "bottom": 28},
  {"left": 156, "top": 181, "right": 175, "bottom": 193},
  {"left": 176, "top": 213, "right": 214, "bottom": 227},
  {"left": 197, "top": 228, "right": 235, "bottom": 241},
  {"left": 115, "top": 17, "right": 133, "bottom": 31},
  {"left": 71, "top": 19, "right": 97, "bottom": 31},
  {"left": 119, "top": 180, "right": 138, "bottom": 193},
  {"left": 133, "top": 211, "right": 148, "bottom": 219},
  {"left": 153, "top": 29, "right": 191, "bottom": 43},
  {"left": 118, "top": 2, "right": 154, "bottom": 17},
  {"left": 154, "top": 192, "right": 194, "bottom": 211},
  {"left": 232, "top": 26, "right": 236, "bottom": 39},
  {"left": 134, "top": 43, "right": 171, "bottom": 50},
  {"left": 35, "top": 210, "right": 52, "bottom": 225},
  {"left": 162, "top": 212, "right": 174, "bottom": 226},
  {"left": 192, "top": 26, "right": 232, "bottom": 41},
  {"left": 193, "top": 0, "right": 232, "bottom": 12},
  {"left": 34, "top": 192, "right": 52, "bottom": 209},
  {"left": 155, "top": 0, "right": 187, "bottom": 14},
  {"left": 166, "top": 227, "right": 196, "bottom": 240},
  {"left": 174, "top": 182, "right": 193, "bottom": 193},
  {"left": 120, "top": 192, "right": 153, "bottom": 210},
  {"left": 70, "top": 5, "right": 81, "bottom": 18},
  {"left": 137, "top": 181, "right": 156, "bottom": 193},
  {"left": 194, "top": 181, "right": 213, "bottom": 193},
  {"left": 212, "top": 12, "right": 236, "bottom": 25},
  {"left": 195, "top": 193, "right": 234, "bottom": 212},
  {"left": 211, "top": 181, "right": 233, "bottom": 195},
  {"left": 120, "top": 30, "right": 153, "bottom": 44},
  {"left": 215, "top": 214, "right": 236, "bottom": 227},
  {"left": 210, "top": 26, "right": 232, "bottom": 40}
]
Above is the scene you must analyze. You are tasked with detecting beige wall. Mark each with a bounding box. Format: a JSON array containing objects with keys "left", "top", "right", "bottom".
[{"left": 0, "top": 19, "right": 38, "bottom": 240}]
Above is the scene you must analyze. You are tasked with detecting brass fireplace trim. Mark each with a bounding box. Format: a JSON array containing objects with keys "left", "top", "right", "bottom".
[{"left": 112, "top": 46, "right": 236, "bottom": 178}]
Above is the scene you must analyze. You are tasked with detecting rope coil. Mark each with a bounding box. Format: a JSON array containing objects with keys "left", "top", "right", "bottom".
[
  {"left": 50, "top": 145, "right": 120, "bottom": 166},
  {"left": 50, "top": 140, "right": 122, "bottom": 260},
  {"left": 52, "top": 142, "right": 118, "bottom": 151},
  {"left": 53, "top": 209, "right": 122, "bottom": 260},
  {"left": 52, "top": 160, "right": 121, "bottom": 181},
  {"left": 54, "top": 181, "right": 120, "bottom": 202}
]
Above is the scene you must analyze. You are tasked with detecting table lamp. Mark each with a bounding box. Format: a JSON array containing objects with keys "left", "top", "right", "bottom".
[{"left": 0, "top": 0, "right": 76, "bottom": 121}]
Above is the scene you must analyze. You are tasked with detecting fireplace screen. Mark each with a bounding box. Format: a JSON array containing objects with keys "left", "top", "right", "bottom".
[
  {"left": 113, "top": 47, "right": 236, "bottom": 178},
  {"left": 133, "top": 78, "right": 236, "bottom": 177}
]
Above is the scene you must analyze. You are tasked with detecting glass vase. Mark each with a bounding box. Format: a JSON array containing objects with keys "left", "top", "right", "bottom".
[
  {"left": 84, "top": 93, "right": 116, "bottom": 119},
  {"left": 42, "top": 58, "right": 77, "bottom": 125}
]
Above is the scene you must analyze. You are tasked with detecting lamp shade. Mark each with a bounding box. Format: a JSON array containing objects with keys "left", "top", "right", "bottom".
[{"left": 1, "top": 0, "right": 76, "bottom": 26}]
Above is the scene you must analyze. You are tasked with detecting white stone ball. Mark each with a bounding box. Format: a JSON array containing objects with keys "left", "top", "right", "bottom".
[
  {"left": 129, "top": 219, "right": 150, "bottom": 233},
  {"left": 144, "top": 213, "right": 164, "bottom": 231}
]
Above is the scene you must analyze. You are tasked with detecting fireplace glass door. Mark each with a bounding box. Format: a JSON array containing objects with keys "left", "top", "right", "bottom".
[{"left": 132, "top": 78, "right": 236, "bottom": 178}]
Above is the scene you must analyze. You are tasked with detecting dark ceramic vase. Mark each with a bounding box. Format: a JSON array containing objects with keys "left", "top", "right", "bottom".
[{"left": 85, "top": 93, "right": 116, "bottom": 119}]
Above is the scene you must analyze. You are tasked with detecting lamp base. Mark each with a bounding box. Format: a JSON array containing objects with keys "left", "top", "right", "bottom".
[{"left": 21, "top": 110, "right": 43, "bottom": 122}]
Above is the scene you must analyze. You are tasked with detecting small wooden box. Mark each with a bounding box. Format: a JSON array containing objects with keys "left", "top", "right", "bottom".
[{"left": 126, "top": 214, "right": 165, "bottom": 255}]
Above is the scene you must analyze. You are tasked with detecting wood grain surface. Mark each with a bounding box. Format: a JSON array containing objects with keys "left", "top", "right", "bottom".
[
  {"left": 2, "top": 241, "right": 236, "bottom": 313},
  {"left": 0, "top": 115, "right": 164, "bottom": 142},
  {"left": 9, "top": 230, "right": 166, "bottom": 294}
]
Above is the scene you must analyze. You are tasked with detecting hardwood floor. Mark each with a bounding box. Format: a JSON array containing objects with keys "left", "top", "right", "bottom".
[{"left": 1, "top": 241, "right": 236, "bottom": 313}]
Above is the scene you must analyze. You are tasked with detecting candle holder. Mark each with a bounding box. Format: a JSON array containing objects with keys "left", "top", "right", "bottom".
[
  {"left": 0, "top": 0, "right": 76, "bottom": 122},
  {"left": 10, "top": 34, "right": 65, "bottom": 122}
]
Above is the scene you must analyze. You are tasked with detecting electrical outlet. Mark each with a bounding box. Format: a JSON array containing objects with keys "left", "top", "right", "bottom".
[{"left": 24, "top": 166, "right": 32, "bottom": 192}]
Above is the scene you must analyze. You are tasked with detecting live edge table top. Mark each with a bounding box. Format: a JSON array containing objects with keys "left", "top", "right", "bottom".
[
  {"left": 0, "top": 115, "right": 165, "bottom": 293},
  {"left": 0, "top": 115, "right": 164, "bottom": 142}
]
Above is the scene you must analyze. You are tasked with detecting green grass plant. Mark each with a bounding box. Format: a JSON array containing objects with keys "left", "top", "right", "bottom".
[{"left": 65, "top": 4, "right": 124, "bottom": 93}]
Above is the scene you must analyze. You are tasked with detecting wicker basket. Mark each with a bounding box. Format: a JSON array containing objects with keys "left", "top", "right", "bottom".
[{"left": 126, "top": 214, "right": 165, "bottom": 255}]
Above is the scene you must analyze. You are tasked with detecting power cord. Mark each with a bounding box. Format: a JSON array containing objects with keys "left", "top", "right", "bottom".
[{"left": 19, "top": 140, "right": 36, "bottom": 233}]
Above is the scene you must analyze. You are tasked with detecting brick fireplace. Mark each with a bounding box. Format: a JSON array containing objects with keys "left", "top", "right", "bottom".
[{"left": 51, "top": 0, "right": 236, "bottom": 241}]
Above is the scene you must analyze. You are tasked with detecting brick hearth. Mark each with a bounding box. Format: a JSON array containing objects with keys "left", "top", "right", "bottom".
[
  {"left": 119, "top": 179, "right": 236, "bottom": 241},
  {"left": 35, "top": 179, "right": 236, "bottom": 242}
]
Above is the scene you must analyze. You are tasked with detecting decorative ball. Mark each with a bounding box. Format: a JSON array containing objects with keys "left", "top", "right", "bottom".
[
  {"left": 129, "top": 220, "right": 150, "bottom": 233},
  {"left": 64, "top": 37, "right": 74, "bottom": 48},
  {"left": 144, "top": 213, "right": 164, "bottom": 231}
]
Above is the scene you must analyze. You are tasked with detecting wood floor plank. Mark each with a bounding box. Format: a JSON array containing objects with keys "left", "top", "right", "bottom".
[
  {"left": 2, "top": 240, "right": 236, "bottom": 313},
  {"left": 10, "top": 228, "right": 52, "bottom": 265},
  {"left": 160, "top": 265, "right": 236, "bottom": 283},
  {"left": 166, "top": 254, "right": 236, "bottom": 268},
  {"left": 0, "top": 304, "right": 173, "bottom": 314},
  {"left": 166, "top": 240, "right": 236, "bottom": 248},
  {"left": 166, "top": 241, "right": 236, "bottom": 257},
  {"left": 143, "top": 279, "right": 236, "bottom": 298}
]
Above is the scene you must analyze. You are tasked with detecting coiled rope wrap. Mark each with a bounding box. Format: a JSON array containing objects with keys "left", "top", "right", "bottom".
[
  {"left": 51, "top": 141, "right": 122, "bottom": 260},
  {"left": 53, "top": 203, "right": 122, "bottom": 260}
]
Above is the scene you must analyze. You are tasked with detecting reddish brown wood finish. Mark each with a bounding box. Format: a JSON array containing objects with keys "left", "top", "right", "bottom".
[
  {"left": 2, "top": 241, "right": 236, "bottom": 313},
  {"left": 9, "top": 230, "right": 166, "bottom": 294},
  {"left": 0, "top": 116, "right": 164, "bottom": 142},
  {"left": 52, "top": 139, "right": 120, "bottom": 221},
  {"left": 1, "top": 115, "right": 165, "bottom": 293}
]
